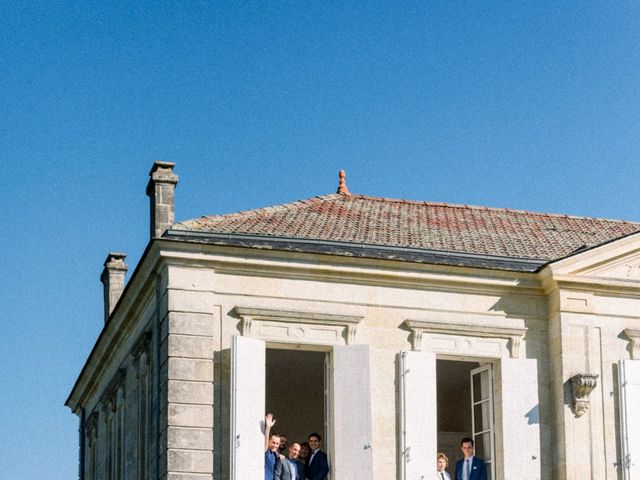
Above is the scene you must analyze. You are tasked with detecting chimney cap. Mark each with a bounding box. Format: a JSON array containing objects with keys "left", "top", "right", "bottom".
[
  {"left": 148, "top": 160, "right": 176, "bottom": 175},
  {"left": 103, "top": 252, "right": 127, "bottom": 267}
]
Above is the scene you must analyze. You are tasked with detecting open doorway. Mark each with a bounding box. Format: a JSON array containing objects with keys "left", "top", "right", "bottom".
[
  {"left": 437, "top": 359, "right": 496, "bottom": 479},
  {"left": 265, "top": 348, "right": 327, "bottom": 450}
]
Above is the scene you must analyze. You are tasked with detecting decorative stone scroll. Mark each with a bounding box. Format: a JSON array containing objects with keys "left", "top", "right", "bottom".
[
  {"left": 233, "top": 307, "right": 364, "bottom": 345},
  {"left": 570, "top": 373, "right": 599, "bottom": 417},
  {"left": 403, "top": 319, "right": 528, "bottom": 358},
  {"left": 624, "top": 329, "right": 640, "bottom": 360}
]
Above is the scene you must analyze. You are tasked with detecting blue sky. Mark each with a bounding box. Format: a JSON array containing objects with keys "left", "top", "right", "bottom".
[{"left": 2, "top": 2, "right": 640, "bottom": 478}]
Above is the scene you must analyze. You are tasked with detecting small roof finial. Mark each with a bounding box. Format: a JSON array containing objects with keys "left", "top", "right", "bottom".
[{"left": 337, "top": 170, "right": 351, "bottom": 195}]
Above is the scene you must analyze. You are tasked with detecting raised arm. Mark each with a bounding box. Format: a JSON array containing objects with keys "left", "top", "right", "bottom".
[{"left": 264, "top": 413, "right": 277, "bottom": 451}]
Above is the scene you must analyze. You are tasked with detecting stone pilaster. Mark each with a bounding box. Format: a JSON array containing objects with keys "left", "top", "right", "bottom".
[{"left": 160, "top": 265, "right": 215, "bottom": 480}]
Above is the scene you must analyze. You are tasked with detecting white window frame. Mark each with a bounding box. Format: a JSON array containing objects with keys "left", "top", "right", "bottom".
[{"left": 470, "top": 364, "right": 496, "bottom": 480}]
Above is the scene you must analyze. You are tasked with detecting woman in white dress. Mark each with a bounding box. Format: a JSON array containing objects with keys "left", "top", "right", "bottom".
[{"left": 436, "top": 452, "right": 452, "bottom": 480}]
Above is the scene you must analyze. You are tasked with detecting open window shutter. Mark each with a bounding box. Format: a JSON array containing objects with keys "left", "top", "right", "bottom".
[
  {"left": 499, "top": 358, "right": 541, "bottom": 480},
  {"left": 398, "top": 350, "right": 437, "bottom": 480},
  {"left": 332, "top": 344, "right": 374, "bottom": 479},
  {"left": 230, "top": 335, "right": 265, "bottom": 480},
  {"left": 619, "top": 359, "right": 640, "bottom": 480}
]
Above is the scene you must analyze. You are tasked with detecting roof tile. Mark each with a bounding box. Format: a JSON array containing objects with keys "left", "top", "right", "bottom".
[{"left": 172, "top": 194, "right": 640, "bottom": 261}]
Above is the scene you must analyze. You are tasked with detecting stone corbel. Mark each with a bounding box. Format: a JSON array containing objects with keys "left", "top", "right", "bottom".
[
  {"left": 410, "top": 328, "right": 423, "bottom": 351},
  {"left": 623, "top": 329, "right": 640, "bottom": 360},
  {"left": 346, "top": 324, "right": 358, "bottom": 345},
  {"left": 570, "top": 373, "right": 599, "bottom": 417},
  {"left": 509, "top": 335, "right": 523, "bottom": 359},
  {"left": 240, "top": 315, "right": 254, "bottom": 337}
]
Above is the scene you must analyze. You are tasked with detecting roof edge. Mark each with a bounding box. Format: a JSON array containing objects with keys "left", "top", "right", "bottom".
[{"left": 163, "top": 229, "right": 548, "bottom": 272}]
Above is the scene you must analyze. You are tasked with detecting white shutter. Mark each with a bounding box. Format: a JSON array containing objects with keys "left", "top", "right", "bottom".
[
  {"left": 230, "top": 335, "right": 265, "bottom": 480},
  {"left": 499, "top": 358, "right": 540, "bottom": 480},
  {"left": 619, "top": 359, "right": 640, "bottom": 480},
  {"left": 398, "top": 350, "right": 437, "bottom": 480},
  {"left": 332, "top": 344, "right": 374, "bottom": 479}
]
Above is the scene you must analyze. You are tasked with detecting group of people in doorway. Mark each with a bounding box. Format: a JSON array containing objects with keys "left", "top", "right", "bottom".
[
  {"left": 437, "top": 437, "right": 487, "bottom": 480},
  {"left": 264, "top": 413, "right": 329, "bottom": 480},
  {"left": 264, "top": 413, "right": 485, "bottom": 480}
]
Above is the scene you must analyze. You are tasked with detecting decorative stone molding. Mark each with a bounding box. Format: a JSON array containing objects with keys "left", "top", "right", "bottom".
[
  {"left": 131, "top": 331, "right": 152, "bottom": 358},
  {"left": 403, "top": 319, "right": 528, "bottom": 358},
  {"left": 85, "top": 410, "right": 99, "bottom": 434},
  {"left": 233, "top": 307, "right": 364, "bottom": 345},
  {"left": 624, "top": 329, "right": 640, "bottom": 360},
  {"left": 100, "top": 369, "right": 126, "bottom": 412},
  {"left": 131, "top": 331, "right": 152, "bottom": 377},
  {"left": 570, "top": 373, "right": 599, "bottom": 417}
]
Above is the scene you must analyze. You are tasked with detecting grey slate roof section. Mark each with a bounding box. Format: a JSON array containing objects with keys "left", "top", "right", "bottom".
[{"left": 163, "top": 230, "right": 548, "bottom": 272}]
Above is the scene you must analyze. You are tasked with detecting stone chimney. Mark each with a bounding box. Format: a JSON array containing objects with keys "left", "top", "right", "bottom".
[
  {"left": 146, "top": 161, "right": 179, "bottom": 239},
  {"left": 100, "top": 253, "right": 128, "bottom": 323}
]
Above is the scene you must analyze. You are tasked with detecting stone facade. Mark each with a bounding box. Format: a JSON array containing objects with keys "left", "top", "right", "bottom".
[{"left": 66, "top": 163, "right": 640, "bottom": 480}]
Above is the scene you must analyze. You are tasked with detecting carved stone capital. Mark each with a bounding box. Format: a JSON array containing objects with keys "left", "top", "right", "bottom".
[
  {"left": 624, "top": 329, "right": 640, "bottom": 360},
  {"left": 570, "top": 373, "right": 599, "bottom": 417}
]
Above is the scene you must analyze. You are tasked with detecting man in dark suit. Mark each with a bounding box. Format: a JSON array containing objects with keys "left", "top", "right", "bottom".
[
  {"left": 454, "top": 437, "right": 487, "bottom": 480},
  {"left": 305, "top": 432, "right": 329, "bottom": 480},
  {"left": 275, "top": 443, "right": 304, "bottom": 480}
]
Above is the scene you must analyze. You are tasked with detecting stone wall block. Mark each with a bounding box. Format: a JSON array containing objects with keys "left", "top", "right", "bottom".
[
  {"left": 168, "top": 404, "right": 213, "bottom": 428},
  {"left": 168, "top": 357, "right": 213, "bottom": 382},
  {"left": 168, "top": 380, "right": 213, "bottom": 405},
  {"left": 169, "top": 312, "right": 215, "bottom": 337},
  {"left": 167, "top": 473, "right": 213, "bottom": 480},
  {"left": 168, "top": 335, "right": 214, "bottom": 359},
  {"left": 167, "top": 426, "right": 213, "bottom": 450},
  {"left": 167, "top": 267, "right": 215, "bottom": 291},
  {"left": 168, "top": 449, "right": 213, "bottom": 474},
  {"left": 168, "top": 290, "right": 215, "bottom": 314}
]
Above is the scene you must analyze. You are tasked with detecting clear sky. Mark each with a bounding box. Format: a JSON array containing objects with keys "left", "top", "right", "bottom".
[{"left": 2, "top": 2, "right": 640, "bottom": 478}]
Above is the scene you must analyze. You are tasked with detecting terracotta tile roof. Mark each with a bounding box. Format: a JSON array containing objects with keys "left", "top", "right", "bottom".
[{"left": 172, "top": 193, "right": 640, "bottom": 262}]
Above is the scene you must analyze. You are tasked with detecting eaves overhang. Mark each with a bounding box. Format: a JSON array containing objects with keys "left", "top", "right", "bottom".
[
  {"left": 164, "top": 230, "right": 549, "bottom": 272},
  {"left": 65, "top": 240, "right": 160, "bottom": 412}
]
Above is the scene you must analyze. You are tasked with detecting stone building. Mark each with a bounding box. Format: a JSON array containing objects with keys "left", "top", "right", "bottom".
[{"left": 66, "top": 161, "right": 640, "bottom": 480}]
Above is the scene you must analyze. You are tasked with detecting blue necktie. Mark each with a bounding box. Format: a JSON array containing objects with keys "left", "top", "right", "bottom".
[{"left": 466, "top": 459, "right": 471, "bottom": 480}]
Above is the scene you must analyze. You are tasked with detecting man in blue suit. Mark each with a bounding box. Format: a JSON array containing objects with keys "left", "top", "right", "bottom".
[
  {"left": 454, "top": 437, "right": 487, "bottom": 480},
  {"left": 305, "top": 432, "right": 329, "bottom": 480}
]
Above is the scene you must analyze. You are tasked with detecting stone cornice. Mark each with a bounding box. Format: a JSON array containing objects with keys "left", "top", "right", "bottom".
[
  {"left": 403, "top": 319, "right": 528, "bottom": 358},
  {"left": 541, "top": 272, "right": 640, "bottom": 296}
]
